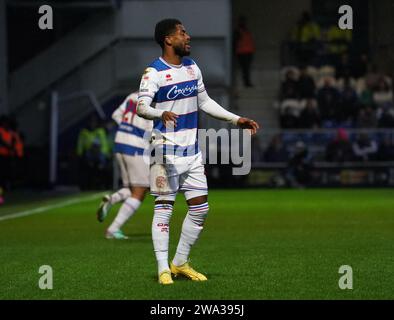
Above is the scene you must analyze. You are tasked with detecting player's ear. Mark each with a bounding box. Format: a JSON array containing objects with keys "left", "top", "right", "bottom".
[{"left": 165, "top": 36, "right": 172, "bottom": 47}]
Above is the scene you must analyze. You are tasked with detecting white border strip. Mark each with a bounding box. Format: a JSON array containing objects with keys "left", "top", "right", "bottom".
[{"left": 0, "top": 192, "right": 105, "bottom": 222}]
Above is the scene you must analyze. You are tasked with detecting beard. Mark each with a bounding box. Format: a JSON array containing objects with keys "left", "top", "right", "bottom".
[{"left": 173, "top": 44, "right": 190, "bottom": 57}]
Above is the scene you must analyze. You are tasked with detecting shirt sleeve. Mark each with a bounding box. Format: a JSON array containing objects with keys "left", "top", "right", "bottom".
[
  {"left": 196, "top": 64, "right": 206, "bottom": 94},
  {"left": 136, "top": 67, "right": 164, "bottom": 120}
]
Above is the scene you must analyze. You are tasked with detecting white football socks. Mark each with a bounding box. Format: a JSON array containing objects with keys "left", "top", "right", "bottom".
[
  {"left": 109, "top": 188, "right": 131, "bottom": 205},
  {"left": 152, "top": 203, "right": 173, "bottom": 274},
  {"left": 172, "top": 202, "right": 209, "bottom": 267},
  {"left": 107, "top": 197, "right": 141, "bottom": 233}
]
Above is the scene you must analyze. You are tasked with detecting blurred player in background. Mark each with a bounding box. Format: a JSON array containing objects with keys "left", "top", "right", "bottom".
[
  {"left": 137, "top": 19, "right": 259, "bottom": 284},
  {"left": 97, "top": 92, "right": 152, "bottom": 239}
]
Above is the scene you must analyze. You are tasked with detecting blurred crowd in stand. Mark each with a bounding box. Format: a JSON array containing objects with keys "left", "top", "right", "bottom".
[
  {"left": 250, "top": 10, "right": 394, "bottom": 188},
  {"left": 253, "top": 129, "right": 394, "bottom": 165},
  {"left": 278, "top": 64, "right": 394, "bottom": 130},
  {"left": 279, "top": 11, "right": 394, "bottom": 130},
  {"left": 252, "top": 130, "right": 394, "bottom": 188}
]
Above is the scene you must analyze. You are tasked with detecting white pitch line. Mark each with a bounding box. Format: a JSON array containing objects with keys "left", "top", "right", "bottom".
[{"left": 0, "top": 192, "right": 105, "bottom": 222}]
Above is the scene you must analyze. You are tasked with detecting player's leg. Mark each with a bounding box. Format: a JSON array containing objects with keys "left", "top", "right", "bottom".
[
  {"left": 150, "top": 162, "right": 179, "bottom": 284},
  {"left": 106, "top": 186, "right": 148, "bottom": 239},
  {"left": 173, "top": 195, "right": 208, "bottom": 265},
  {"left": 106, "top": 154, "right": 150, "bottom": 239},
  {"left": 171, "top": 154, "right": 209, "bottom": 281},
  {"left": 170, "top": 194, "right": 209, "bottom": 281},
  {"left": 97, "top": 153, "right": 131, "bottom": 222},
  {"left": 97, "top": 188, "right": 131, "bottom": 222},
  {"left": 152, "top": 197, "right": 175, "bottom": 284}
]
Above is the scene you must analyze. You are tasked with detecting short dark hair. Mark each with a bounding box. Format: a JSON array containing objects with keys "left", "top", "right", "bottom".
[{"left": 154, "top": 18, "right": 182, "bottom": 49}]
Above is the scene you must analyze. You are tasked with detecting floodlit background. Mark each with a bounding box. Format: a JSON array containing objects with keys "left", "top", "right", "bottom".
[{"left": 0, "top": 0, "right": 393, "bottom": 299}]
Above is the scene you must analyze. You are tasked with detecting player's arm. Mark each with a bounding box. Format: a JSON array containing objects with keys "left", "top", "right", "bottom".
[
  {"left": 196, "top": 68, "right": 259, "bottom": 134},
  {"left": 136, "top": 68, "right": 178, "bottom": 127}
]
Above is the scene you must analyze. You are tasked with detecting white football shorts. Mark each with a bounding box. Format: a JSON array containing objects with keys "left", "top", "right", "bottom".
[
  {"left": 116, "top": 153, "right": 150, "bottom": 188},
  {"left": 150, "top": 152, "right": 208, "bottom": 201}
]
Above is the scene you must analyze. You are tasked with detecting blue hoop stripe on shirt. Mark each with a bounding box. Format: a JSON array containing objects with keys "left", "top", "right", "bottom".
[
  {"left": 153, "top": 111, "right": 198, "bottom": 132},
  {"left": 114, "top": 143, "right": 145, "bottom": 156},
  {"left": 153, "top": 79, "right": 198, "bottom": 103},
  {"left": 117, "top": 122, "right": 147, "bottom": 139}
]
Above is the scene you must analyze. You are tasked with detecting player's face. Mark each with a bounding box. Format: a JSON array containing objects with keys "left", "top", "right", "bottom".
[{"left": 169, "top": 24, "right": 191, "bottom": 57}]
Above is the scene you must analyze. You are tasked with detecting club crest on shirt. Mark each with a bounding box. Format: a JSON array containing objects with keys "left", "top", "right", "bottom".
[{"left": 186, "top": 66, "right": 195, "bottom": 78}]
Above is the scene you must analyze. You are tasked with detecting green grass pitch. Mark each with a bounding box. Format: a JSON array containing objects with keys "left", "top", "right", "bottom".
[{"left": 0, "top": 189, "right": 393, "bottom": 299}]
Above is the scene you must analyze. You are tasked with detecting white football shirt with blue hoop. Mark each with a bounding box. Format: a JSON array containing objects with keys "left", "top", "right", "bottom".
[
  {"left": 138, "top": 57, "right": 206, "bottom": 198},
  {"left": 113, "top": 92, "right": 152, "bottom": 187},
  {"left": 138, "top": 57, "right": 204, "bottom": 162},
  {"left": 137, "top": 57, "right": 240, "bottom": 199}
]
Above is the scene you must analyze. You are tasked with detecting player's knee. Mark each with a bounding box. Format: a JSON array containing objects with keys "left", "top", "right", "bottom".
[
  {"left": 153, "top": 202, "right": 173, "bottom": 223},
  {"left": 186, "top": 194, "right": 208, "bottom": 206},
  {"left": 188, "top": 202, "right": 209, "bottom": 226},
  {"left": 131, "top": 187, "right": 148, "bottom": 201}
]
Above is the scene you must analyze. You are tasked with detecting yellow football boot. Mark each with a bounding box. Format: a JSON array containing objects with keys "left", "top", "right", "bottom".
[
  {"left": 158, "top": 270, "right": 174, "bottom": 285},
  {"left": 170, "top": 262, "right": 207, "bottom": 281}
]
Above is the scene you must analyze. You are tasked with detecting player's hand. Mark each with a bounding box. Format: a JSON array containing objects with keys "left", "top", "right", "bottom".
[
  {"left": 162, "top": 111, "right": 178, "bottom": 128},
  {"left": 237, "top": 117, "right": 260, "bottom": 135}
]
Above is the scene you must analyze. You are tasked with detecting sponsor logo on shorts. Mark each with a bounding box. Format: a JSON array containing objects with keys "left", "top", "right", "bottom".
[{"left": 156, "top": 176, "right": 167, "bottom": 188}]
